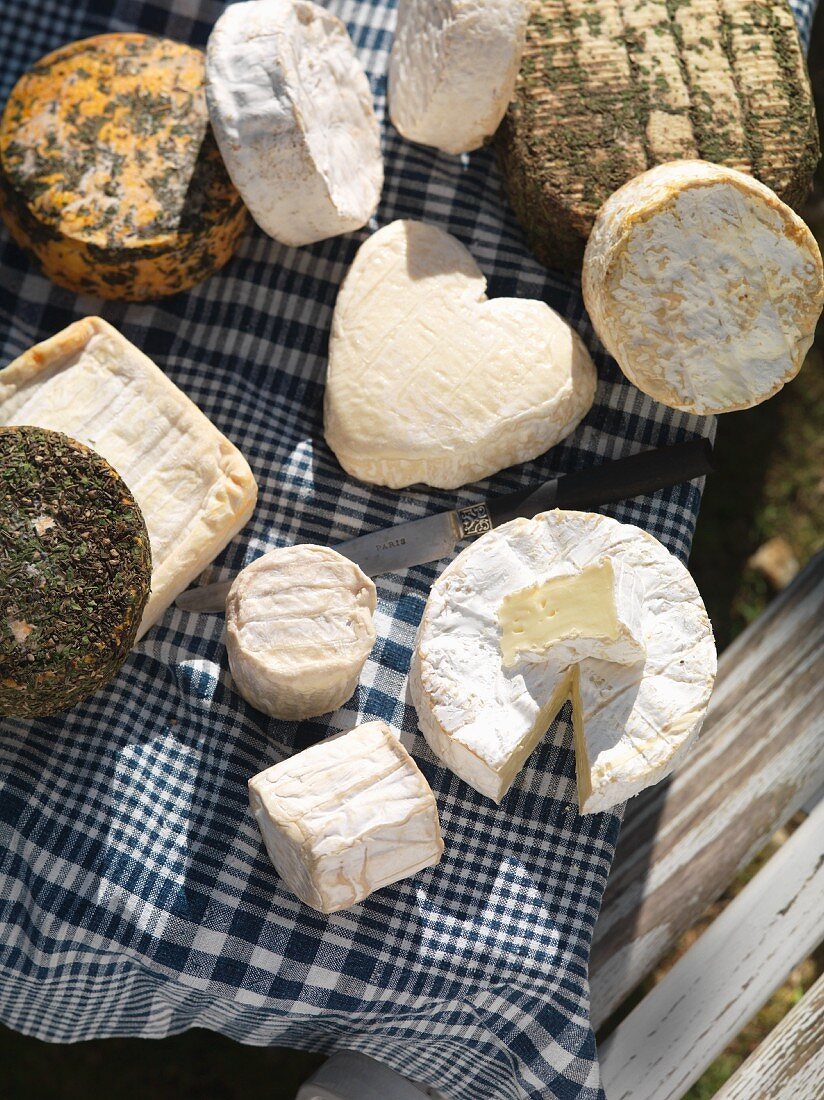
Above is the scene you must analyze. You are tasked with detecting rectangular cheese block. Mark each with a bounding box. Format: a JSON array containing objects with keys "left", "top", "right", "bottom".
[
  {"left": 248, "top": 721, "right": 444, "bottom": 913},
  {"left": 0, "top": 317, "right": 257, "bottom": 636}
]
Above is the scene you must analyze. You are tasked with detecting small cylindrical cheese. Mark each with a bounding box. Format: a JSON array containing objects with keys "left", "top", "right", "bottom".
[
  {"left": 248, "top": 721, "right": 444, "bottom": 913},
  {"left": 225, "top": 544, "right": 376, "bottom": 720}
]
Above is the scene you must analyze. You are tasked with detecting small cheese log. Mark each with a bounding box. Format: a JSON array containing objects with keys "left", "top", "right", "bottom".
[
  {"left": 0, "top": 34, "right": 249, "bottom": 300},
  {"left": 324, "top": 220, "right": 596, "bottom": 489},
  {"left": 226, "top": 545, "right": 377, "bottom": 720},
  {"left": 248, "top": 722, "right": 444, "bottom": 913},
  {"left": 0, "top": 318, "right": 257, "bottom": 637},
  {"left": 583, "top": 161, "right": 824, "bottom": 415},
  {"left": 0, "top": 426, "right": 151, "bottom": 717},
  {"left": 206, "top": 0, "right": 383, "bottom": 247},
  {"left": 388, "top": 0, "right": 529, "bottom": 155},
  {"left": 496, "top": 0, "right": 819, "bottom": 272}
]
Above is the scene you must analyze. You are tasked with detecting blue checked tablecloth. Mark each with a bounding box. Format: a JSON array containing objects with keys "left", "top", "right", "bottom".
[{"left": 0, "top": 2, "right": 816, "bottom": 1098}]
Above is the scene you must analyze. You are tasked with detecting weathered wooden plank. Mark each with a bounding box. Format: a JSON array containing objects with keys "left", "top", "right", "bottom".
[
  {"left": 591, "top": 548, "right": 824, "bottom": 1028},
  {"left": 714, "top": 970, "right": 824, "bottom": 1100},
  {"left": 598, "top": 795, "right": 824, "bottom": 1100}
]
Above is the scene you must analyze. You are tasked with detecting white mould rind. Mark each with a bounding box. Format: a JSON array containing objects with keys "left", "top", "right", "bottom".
[
  {"left": 582, "top": 160, "right": 824, "bottom": 415},
  {"left": 226, "top": 544, "right": 376, "bottom": 720},
  {"left": 248, "top": 721, "right": 444, "bottom": 913},
  {"left": 388, "top": 0, "right": 530, "bottom": 155},
  {"left": 324, "top": 219, "right": 596, "bottom": 489},
  {"left": 206, "top": 0, "right": 383, "bottom": 246},
  {"left": 410, "top": 510, "right": 717, "bottom": 814}
]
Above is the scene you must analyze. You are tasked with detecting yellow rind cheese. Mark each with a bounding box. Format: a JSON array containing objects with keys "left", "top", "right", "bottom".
[{"left": 0, "top": 33, "right": 249, "bottom": 299}]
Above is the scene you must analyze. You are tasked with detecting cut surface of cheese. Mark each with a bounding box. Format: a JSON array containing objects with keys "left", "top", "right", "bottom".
[
  {"left": 388, "top": 0, "right": 529, "bottom": 155},
  {"left": 0, "top": 317, "right": 257, "bottom": 637},
  {"left": 583, "top": 161, "right": 824, "bottom": 415},
  {"left": 226, "top": 544, "right": 376, "bottom": 720},
  {"left": 410, "top": 510, "right": 716, "bottom": 813},
  {"left": 206, "top": 0, "right": 383, "bottom": 247},
  {"left": 324, "top": 219, "right": 596, "bottom": 489},
  {"left": 248, "top": 721, "right": 444, "bottom": 913},
  {"left": 0, "top": 34, "right": 248, "bottom": 299},
  {"left": 498, "top": 557, "right": 645, "bottom": 669},
  {"left": 497, "top": 0, "right": 819, "bottom": 271}
]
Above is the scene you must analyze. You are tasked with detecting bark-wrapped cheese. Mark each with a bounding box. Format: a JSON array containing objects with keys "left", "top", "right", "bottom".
[
  {"left": 0, "top": 34, "right": 249, "bottom": 299},
  {"left": 0, "top": 426, "right": 151, "bottom": 717},
  {"left": 497, "top": 0, "right": 819, "bottom": 272}
]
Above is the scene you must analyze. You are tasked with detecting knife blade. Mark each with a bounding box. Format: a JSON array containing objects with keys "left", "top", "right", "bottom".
[{"left": 174, "top": 437, "right": 713, "bottom": 614}]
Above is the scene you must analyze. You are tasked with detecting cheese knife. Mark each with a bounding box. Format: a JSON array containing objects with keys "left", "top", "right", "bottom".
[{"left": 175, "top": 437, "right": 713, "bottom": 614}]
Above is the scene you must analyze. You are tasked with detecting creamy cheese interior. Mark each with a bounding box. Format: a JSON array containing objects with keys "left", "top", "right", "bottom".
[{"left": 499, "top": 559, "right": 621, "bottom": 666}]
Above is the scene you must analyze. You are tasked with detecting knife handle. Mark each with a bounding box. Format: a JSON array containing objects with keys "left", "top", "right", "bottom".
[{"left": 485, "top": 438, "right": 714, "bottom": 528}]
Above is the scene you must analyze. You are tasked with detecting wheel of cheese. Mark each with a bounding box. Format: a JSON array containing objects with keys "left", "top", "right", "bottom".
[
  {"left": 410, "top": 510, "right": 717, "bottom": 814},
  {"left": 582, "top": 161, "right": 824, "bottom": 415},
  {"left": 206, "top": 0, "right": 383, "bottom": 247},
  {"left": 225, "top": 545, "right": 377, "bottom": 720},
  {"left": 0, "top": 426, "right": 152, "bottom": 718},
  {"left": 388, "top": 0, "right": 529, "bottom": 155},
  {"left": 324, "top": 220, "right": 596, "bottom": 489},
  {"left": 496, "top": 0, "right": 819, "bottom": 271},
  {"left": 0, "top": 34, "right": 249, "bottom": 300}
]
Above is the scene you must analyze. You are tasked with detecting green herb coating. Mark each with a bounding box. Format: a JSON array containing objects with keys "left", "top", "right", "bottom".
[
  {"left": 0, "top": 426, "right": 152, "bottom": 717},
  {"left": 496, "top": 0, "right": 820, "bottom": 272}
]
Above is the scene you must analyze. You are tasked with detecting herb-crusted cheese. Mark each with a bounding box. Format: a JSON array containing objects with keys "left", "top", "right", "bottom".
[
  {"left": 0, "top": 33, "right": 249, "bottom": 299},
  {"left": 0, "top": 426, "right": 151, "bottom": 718},
  {"left": 0, "top": 317, "right": 258, "bottom": 637},
  {"left": 497, "top": 0, "right": 819, "bottom": 271}
]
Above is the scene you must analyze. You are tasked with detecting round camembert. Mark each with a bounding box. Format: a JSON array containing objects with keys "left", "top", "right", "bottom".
[
  {"left": 410, "top": 510, "right": 717, "bottom": 814},
  {"left": 583, "top": 161, "right": 824, "bottom": 415}
]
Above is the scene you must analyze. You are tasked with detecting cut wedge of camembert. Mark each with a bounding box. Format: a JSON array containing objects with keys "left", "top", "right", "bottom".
[
  {"left": 388, "top": 0, "right": 529, "bottom": 155},
  {"left": 583, "top": 161, "right": 824, "bottom": 415},
  {"left": 0, "top": 318, "right": 257, "bottom": 637},
  {"left": 324, "top": 220, "right": 596, "bottom": 489},
  {"left": 410, "top": 510, "right": 716, "bottom": 814},
  {"left": 206, "top": 0, "right": 383, "bottom": 247},
  {"left": 248, "top": 721, "right": 444, "bottom": 913},
  {"left": 226, "top": 545, "right": 377, "bottom": 720}
]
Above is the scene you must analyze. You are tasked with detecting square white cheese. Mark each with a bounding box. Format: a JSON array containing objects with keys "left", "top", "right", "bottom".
[
  {"left": 0, "top": 317, "right": 257, "bottom": 637},
  {"left": 248, "top": 721, "right": 444, "bottom": 913}
]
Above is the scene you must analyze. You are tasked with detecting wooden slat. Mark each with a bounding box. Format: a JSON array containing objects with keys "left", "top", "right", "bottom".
[
  {"left": 714, "top": 970, "right": 824, "bottom": 1100},
  {"left": 598, "top": 795, "right": 824, "bottom": 1100},
  {"left": 591, "top": 548, "right": 824, "bottom": 1028}
]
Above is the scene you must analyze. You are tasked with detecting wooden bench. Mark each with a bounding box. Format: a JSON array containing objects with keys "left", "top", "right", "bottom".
[{"left": 299, "top": 548, "right": 824, "bottom": 1100}]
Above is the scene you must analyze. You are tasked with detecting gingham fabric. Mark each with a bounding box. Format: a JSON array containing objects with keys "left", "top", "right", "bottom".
[{"left": 0, "top": 2, "right": 816, "bottom": 1098}]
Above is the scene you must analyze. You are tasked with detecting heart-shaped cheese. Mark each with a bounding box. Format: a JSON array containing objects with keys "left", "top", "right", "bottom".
[{"left": 324, "top": 220, "right": 597, "bottom": 489}]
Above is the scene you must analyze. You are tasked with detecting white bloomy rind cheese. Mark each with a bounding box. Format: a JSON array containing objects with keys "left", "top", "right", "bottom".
[
  {"left": 226, "top": 545, "right": 377, "bottom": 720},
  {"left": 248, "top": 721, "right": 444, "bottom": 913},
  {"left": 324, "top": 220, "right": 596, "bottom": 489},
  {"left": 410, "top": 510, "right": 717, "bottom": 814},
  {"left": 206, "top": 0, "right": 383, "bottom": 247},
  {"left": 388, "top": 0, "right": 529, "bottom": 155},
  {"left": 0, "top": 317, "right": 257, "bottom": 637},
  {"left": 582, "top": 160, "right": 824, "bottom": 415}
]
